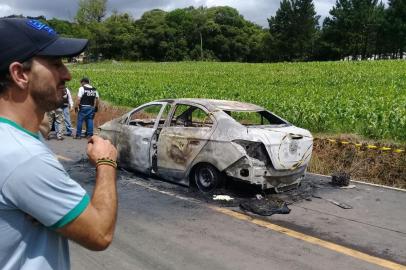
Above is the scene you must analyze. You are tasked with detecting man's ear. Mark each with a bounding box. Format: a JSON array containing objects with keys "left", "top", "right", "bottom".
[{"left": 8, "top": 62, "right": 29, "bottom": 90}]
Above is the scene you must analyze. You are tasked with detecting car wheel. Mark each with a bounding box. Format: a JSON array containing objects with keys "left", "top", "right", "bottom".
[{"left": 194, "top": 163, "right": 223, "bottom": 193}]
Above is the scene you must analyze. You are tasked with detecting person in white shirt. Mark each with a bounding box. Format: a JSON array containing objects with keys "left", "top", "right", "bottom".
[{"left": 62, "top": 87, "right": 74, "bottom": 136}]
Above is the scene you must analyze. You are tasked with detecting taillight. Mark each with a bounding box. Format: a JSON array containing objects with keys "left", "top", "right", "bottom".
[{"left": 232, "top": 140, "right": 270, "bottom": 164}]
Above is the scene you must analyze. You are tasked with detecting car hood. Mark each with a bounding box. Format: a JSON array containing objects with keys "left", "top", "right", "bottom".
[
  {"left": 245, "top": 125, "right": 313, "bottom": 170},
  {"left": 99, "top": 118, "right": 122, "bottom": 131}
]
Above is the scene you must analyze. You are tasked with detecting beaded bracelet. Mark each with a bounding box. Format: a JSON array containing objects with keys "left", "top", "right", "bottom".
[{"left": 96, "top": 157, "right": 117, "bottom": 169}]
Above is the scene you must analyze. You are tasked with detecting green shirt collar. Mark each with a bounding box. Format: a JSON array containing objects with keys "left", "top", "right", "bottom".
[{"left": 0, "top": 117, "right": 40, "bottom": 140}]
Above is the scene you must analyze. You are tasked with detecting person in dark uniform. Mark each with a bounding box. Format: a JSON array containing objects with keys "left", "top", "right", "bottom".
[{"left": 74, "top": 77, "right": 99, "bottom": 139}]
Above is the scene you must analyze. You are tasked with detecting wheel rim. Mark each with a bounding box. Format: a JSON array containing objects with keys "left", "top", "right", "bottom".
[{"left": 197, "top": 167, "right": 215, "bottom": 188}]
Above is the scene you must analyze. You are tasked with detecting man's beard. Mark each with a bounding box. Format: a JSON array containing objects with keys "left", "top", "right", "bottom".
[
  {"left": 32, "top": 87, "right": 63, "bottom": 111},
  {"left": 29, "top": 78, "right": 64, "bottom": 111}
]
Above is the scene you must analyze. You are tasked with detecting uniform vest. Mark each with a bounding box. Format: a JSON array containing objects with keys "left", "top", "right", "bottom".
[{"left": 80, "top": 85, "right": 97, "bottom": 106}]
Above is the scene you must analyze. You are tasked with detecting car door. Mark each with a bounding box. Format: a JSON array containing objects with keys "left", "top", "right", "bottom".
[
  {"left": 118, "top": 102, "right": 167, "bottom": 173},
  {"left": 157, "top": 103, "right": 215, "bottom": 180}
]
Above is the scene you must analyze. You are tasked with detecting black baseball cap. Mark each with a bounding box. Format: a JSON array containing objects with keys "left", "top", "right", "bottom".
[{"left": 0, "top": 18, "right": 88, "bottom": 72}]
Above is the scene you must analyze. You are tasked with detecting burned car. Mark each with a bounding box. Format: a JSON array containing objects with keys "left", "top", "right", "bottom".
[{"left": 99, "top": 99, "right": 313, "bottom": 192}]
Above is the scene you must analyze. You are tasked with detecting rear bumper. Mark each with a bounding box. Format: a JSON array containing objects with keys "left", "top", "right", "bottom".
[{"left": 224, "top": 157, "right": 307, "bottom": 189}]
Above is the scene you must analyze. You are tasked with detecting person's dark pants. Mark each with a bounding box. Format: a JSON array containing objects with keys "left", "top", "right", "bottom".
[{"left": 76, "top": 106, "right": 95, "bottom": 137}]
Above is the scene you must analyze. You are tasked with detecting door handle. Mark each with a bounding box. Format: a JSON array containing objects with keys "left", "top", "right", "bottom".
[{"left": 142, "top": 138, "right": 150, "bottom": 142}]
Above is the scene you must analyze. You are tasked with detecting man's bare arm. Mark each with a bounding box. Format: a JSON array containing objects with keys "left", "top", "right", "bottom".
[{"left": 57, "top": 136, "right": 118, "bottom": 251}]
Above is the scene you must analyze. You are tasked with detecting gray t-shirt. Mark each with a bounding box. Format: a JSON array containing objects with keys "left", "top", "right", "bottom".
[{"left": 0, "top": 117, "right": 90, "bottom": 270}]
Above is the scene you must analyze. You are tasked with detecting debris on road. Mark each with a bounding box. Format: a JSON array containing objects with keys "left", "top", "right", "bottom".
[
  {"left": 239, "top": 198, "right": 291, "bottom": 216},
  {"left": 312, "top": 195, "right": 353, "bottom": 209},
  {"left": 274, "top": 181, "right": 315, "bottom": 204},
  {"left": 340, "top": 184, "right": 356, "bottom": 189},
  {"left": 213, "top": 195, "right": 234, "bottom": 201},
  {"left": 331, "top": 172, "right": 351, "bottom": 186},
  {"left": 325, "top": 199, "right": 352, "bottom": 209}
]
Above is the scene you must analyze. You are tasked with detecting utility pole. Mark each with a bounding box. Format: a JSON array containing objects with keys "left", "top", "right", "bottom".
[{"left": 200, "top": 31, "right": 203, "bottom": 60}]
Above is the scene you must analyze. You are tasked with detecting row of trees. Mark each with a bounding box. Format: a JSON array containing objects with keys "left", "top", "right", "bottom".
[
  {"left": 265, "top": 0, "right": 406, "bottom": 61},
  {"left": 9, "top": 0, "right": 406, "bottom": 62}
]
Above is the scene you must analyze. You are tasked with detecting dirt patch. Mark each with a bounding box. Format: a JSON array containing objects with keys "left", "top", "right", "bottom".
[
  {"left": 94, "top": 102, "right": 130, "bottom": 127},
  {"left": 70, "top": 101, "right": 129, "bottom": 128},
  {"left": 91, "top": 103, "right": 406, "bottom": 189}
]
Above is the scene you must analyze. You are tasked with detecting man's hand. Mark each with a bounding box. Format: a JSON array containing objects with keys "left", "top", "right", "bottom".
[
  {"left": 87, "top": 135, "right": 117, "bottom": 166},
  {"left": 57, "top": 135, "right": 118, "bottom": 251}
]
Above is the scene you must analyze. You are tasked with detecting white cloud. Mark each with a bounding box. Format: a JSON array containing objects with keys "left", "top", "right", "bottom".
[
  {"left": 0, "top": 4, "right": 12, "bottom": 16},
  {"left": 0, "top": 4, "right": 11, "bottom": 11}
]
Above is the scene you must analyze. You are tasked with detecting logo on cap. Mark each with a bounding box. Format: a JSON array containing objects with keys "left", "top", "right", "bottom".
[{"left": 26, "top": 20, "right": 56, "bottom": 36}]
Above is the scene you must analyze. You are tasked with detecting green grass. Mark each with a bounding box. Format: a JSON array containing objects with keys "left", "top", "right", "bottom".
[{"left": 69, "top": 60, "right": 406, "bottom": 142}]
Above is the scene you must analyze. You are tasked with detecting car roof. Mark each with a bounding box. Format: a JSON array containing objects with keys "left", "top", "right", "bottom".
[{"left": 155, "top": 98, "right": 264, "bottom": 112}]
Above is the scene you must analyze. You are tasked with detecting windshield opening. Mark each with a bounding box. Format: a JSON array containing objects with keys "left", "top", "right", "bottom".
[{"left": 225, "top": 110, "right": 287, "bottom": 126}]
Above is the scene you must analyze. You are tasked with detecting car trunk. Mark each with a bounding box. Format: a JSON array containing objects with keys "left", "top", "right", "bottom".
[{"left": 247, "top": 126, "right": 313, "bottom": 170}]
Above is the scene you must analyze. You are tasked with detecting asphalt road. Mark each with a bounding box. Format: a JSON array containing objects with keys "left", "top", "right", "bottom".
[{"left": 47, "top": 137, "right": 406, "bottom": 270}]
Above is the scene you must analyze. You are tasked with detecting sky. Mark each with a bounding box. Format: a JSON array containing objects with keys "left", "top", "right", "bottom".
[{"left": 0, "top": 0, "right": 387, "bottom": 27}]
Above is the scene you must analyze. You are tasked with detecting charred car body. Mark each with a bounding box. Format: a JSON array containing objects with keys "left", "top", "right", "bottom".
[{"left": 99, "top": 99, "right": 313, "bottom": 192}]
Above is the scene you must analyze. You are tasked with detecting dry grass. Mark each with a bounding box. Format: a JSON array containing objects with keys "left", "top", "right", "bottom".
[{"left": 309, "top": 136, "right": 406, "bottom": 189}]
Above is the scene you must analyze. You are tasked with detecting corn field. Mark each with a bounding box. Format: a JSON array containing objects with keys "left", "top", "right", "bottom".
[{"left": 70, "top": 60, "right": 406, "bottom": 142}]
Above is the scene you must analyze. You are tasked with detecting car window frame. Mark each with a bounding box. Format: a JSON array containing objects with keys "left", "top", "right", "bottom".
[
  {"left": 125, "top": 102, "right": 169, "bottom": 129},
  {"left": 167, "top": 102, "right": 216, "bottom": 129}
]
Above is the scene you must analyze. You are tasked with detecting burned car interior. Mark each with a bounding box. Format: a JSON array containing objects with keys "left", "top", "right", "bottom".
[
  {"left": 226, "top": 110, "right": 288, "bottom": 126},
  {"left": 128, "top": 104, "right": 165, "bottom": 128},
  {"left": 171, "top": 105, "right": 213, "bottom": 128}
]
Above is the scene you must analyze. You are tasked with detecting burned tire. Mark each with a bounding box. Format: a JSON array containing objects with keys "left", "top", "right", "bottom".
[{"left": 193, "top": 163, "right": 223, "bottom": 193}]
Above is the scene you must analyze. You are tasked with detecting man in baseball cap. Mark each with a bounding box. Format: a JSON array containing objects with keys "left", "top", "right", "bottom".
[{"left": 0, "top": 18, "right": 118, "bottom": 270}]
